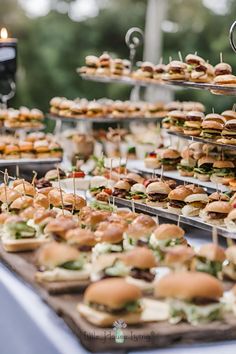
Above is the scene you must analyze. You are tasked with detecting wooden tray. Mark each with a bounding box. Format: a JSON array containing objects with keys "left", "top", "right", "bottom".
[
  {"left": 0, "top": 245, "right": 90, "bottom": 295},
  {"left": 1, "top": 244, "right": 236, "bottom": 352}
]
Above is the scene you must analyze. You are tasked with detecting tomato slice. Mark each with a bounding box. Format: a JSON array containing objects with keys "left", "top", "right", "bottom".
[
  {"left": 68, "top": 171, "right": 85, "bottom": 178},
  {"left": 103, "top": 188, "right": 112, "bottom": 195}
]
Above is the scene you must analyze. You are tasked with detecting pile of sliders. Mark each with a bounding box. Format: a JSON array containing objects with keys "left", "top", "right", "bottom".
[
  {"left": 3, "top": 178, "right": 236, "bottom": 328},
  {"left": 0, "top": 107, "right": 44, "bottom": 129},
  {"left": 49, "top": 97, "right": 166, "bottom": 119},
  {"left": 163, "top": 107, "right": 236, "bottom": 144},
  {"left": 79, "top": 52, "right": 236, "bottom": 91},
  {"left": 144, "top": 144, "right": 236, "bottom": 187},
  {"left": 86, "top": 171, "right": 236, "bottom": 230},
  {"left": 0, "top": 132, "right": 63, "bottom": 160}
]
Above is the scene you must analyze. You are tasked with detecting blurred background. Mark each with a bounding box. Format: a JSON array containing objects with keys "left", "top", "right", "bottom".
[{"left": 2, "top": 0, "right": 236, "bottom": 112}]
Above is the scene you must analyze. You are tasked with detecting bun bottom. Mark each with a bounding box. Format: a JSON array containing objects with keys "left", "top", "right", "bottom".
[
  {"left": 35, "top": 267, "right": 90, "bottom": 282},
  {"left": 125, "top": 276, "right": 154, "bottom": 294},
  {"left": 183, "top": 129, "right": 201, "bottom": 136},
  {"left": 170, "top": 126, "right": 183, "bottom": 133},
  {"left": 77, "top": 303, "right": 141, "bottom": 327},
  {"left": 163, "top": 73, "right": 186, "bottom": 81},
  {"left": 179, "top": 170, "right": 194, "bottom": 177},
  {"left": 217, "top": 138, "right": 236, "bottom": 145},
  {"left": 146, "top": 200, "right": 167, "bottom": 208},
  {"left": 167, "top": 204, "right": 182, "bottom": 215},
  {"left": 194, "top": 173, "right": 210, "bottom": 182},
  {"left": 2, "top": 238, "right": 48, "bottom": 252},
  {"left": 210, "top": 174, "right": 224, "bottom": 184},
  {"left": 182, "top": 204, "right": 200, "bottom": 217}
]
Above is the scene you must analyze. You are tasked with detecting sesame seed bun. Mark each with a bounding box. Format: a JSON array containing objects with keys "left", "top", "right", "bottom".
[{"left": 154, "top": 272, "right": 223, "bottom": 300}]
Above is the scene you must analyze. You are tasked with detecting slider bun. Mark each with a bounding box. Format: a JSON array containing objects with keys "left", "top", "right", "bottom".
[
  {"left": 38, "top": 187, "right": 54, "bottom": 196},
  {"left": 0, "top": 189, "right": 21, "bottom": 204},
  {"left": 122, "top": 247, "right": 156, "bottom": 269},
  {"left": 133, "top": 214, "right": 156, "bottom": 229},
  {"left": 201, "top": 120, "right": 223, "bottom": 129},
  {"left": 77, "top": 303, "right": 141, "bottom": 327},
  {"left": 63, "top": 194, "right": 86, "bottom": 210},
  {"left": 66, "top": 228, "right": 97, "bottom": 247},
  {"left": 213, "top": 160, "right": 234, "bottom": 168},
  {"left": 14, "top": 183, "right": 36, "bottom": 197},
  {"left": 34, "top": 209, "right": 57, "bottom": 224},
  {"left": 168, "top": 187, "right": 191, "bottom": 201},
  {"left": 204, "top": 113, "right": 225, "bottom": 124},
  {"left": 164, "top": 245, "right": 195, "bottom": 265},
  {"left": 185, "top": 54, "right": 205, "bottom": 65},
  {"left": 168, "top": 110, "right": 186, "bottom": 119},
  {"left": 44, "top": 216, "right": 77, "bottom": 237},
  {"left": 222, "top": 110, "right": 236, "bottom": 120},
  {"left": 184, "top": 193, "right": 208, "bottom": 203},
  {"left": 161, "top": 149, "right": 180, "bottom": 159},
  {"left": 181, "top": 204, "right": 202, "bottom": 217},
  {"left": 84, "top": 278, "right": 141, "bottom": 309},
  {"left": 48, "top": 189, "right": 63, "bottom": 207},
  {"left": 198, "top": 243, "right": 226, "bottom": 262},
  {"left": 205, "top": 201, "right": 232, "bottom": 214},
  {"left": 2, "top": 238, "right": 48, "bottom": 253},
  {"left": 45, "top": 170, "right": 58, "bottom": 181},
  {"left": 114, "top": 180, "right": 130, "bottom": 191},
  {"left": 194, "top": 173, "right": 210, "bottom": 182},
  {"left": 209, "top": 192, "right": 230, "bottom": 202},
  {"left": 125, "top": 172, "right": 144, "bottom": 184},
  {"left": 225, "top": 245, "right": 236, "bottom": 263},
  {"left": 214, "top": 74, "right": 236, "bottom": 85},
  {"left": 36, "top": 242, "right": 80, "bottom": 269},
  {"left": 198, "top": 156, "right": 216, "bottom": 167},
  {"left": 155, "top": 272, "right": 223, "bottom": 300},
  {"left": 186, "top": 111, "right": 204, "bottom": 120},
  {"left": 20, "top": 206, "right": 37, "bottom": 220},
  {"left": 152, "top": 224, "right": 185, "bottom": 240},
  {"left": 33, "top": 193, "right": 50, "bottom": 209},
  {"left": 146, "top": 181, "right": 171, "bottom": 195},
  {"left": 95, "top": 223, "right": 124, "bottom": 243},
  {"left": 226, "top": 209, "right": 236, "bottom": 222},
  {"left": 126, "top": 215, "right": 156, "bottom": 239},
  {"left": 131, "top": 183, "right": 146, "bottom": 194},
  {"left": 10, "top": 196, "right": 33, "bottom": 210}
]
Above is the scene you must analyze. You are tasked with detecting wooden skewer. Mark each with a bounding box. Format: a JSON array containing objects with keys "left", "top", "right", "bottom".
[
  {"left": 160, "top": 165, "right": 164, "bottom": 181},
  {"left": 169, "top": 56, "right": 172, "bottom": 63},
  {"left": 178, "top": 51, "right": 183, "bottom": 62},
  {"left": 177, "top": 214, "right": 181, "bottom": 227},
  {"left": 57, "top": 166, "right": 64, "bottom": 215},
  {"left": 31, "top": 171, "right": 37, "bottom": 186},
  {"left": 72, "top": 170, "right": 76, "bottom": 214},
  {"left": 131, "top": 199, "right": 135, "bottom": 213},
  {"left": 16, "top": 165, "right": 19, "bottom": 179},
  {"left": 233, "top": 103, "right": 236, "bottom": 112},
  {"left": 4, "top": 169, "right": 9, "bottom": 212},
  {"left": 220, "top": 52, "right": 223, "bottom": 63},
  {"left": 125, "top": 156, "right": 128, "bottom": 175},
  {"left": 159, "top": 57, "right": 163, "bottom": 65},
  {"left": 194, "top": 51, "right": 198, "bottom": 56},
  {"left": 212, "top": 107, "right": 215, "bottom": 114},
  {"left": 22, "top": 179, "right": 26, "bottom": 196},
  {"left": 212, "top": 226, "right": 218, "bottom": 245},
  {"left": 110, "top": 158, "right": 113, "bottom": 181},
  {"left": 156, "top": 215, "right": 159, "bottom": 225}
]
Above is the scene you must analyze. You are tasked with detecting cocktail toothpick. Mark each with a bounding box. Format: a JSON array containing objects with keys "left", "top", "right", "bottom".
[
  {"left": 31, "top": 170, "right": 37, "bottom": 186},
  {"left": 177, "top": 214, "right": 181, "bottom": 227},
  {"left": 57, "top": 166, "right": 64, "bottom": 215},
  {"left": 131, "top": 199, "right": 135, "bottom": 213},
  {"left": 4, "top": 169, "right": 9, "bottom": 212},
  {"left": 16, "top": 165, "right": 19, "bottom": 179},
  {"left": 110, "top": 158, "right": 113, "bottom": 181},
  {"left": 178, "top": 51, "right": 183, "bottom": 62},
  {"left": 212, "top": 226, "right": 218, "bottom": 245},
  {"left": 220, "top": 52, "right": 223, "bottom": 63}
]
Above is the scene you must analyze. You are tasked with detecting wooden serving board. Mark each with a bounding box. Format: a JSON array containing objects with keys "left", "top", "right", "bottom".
[
  {"left": 0, "top": 245, "right": 90, "bottom": 295},
  {"left": 1, "top": 244, "right": 236, "bottom": 352}
]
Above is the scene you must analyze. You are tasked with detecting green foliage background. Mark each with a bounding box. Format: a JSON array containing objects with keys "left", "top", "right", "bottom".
[{"left": 1, "top": 0, "right": 236, "bottom": 113}]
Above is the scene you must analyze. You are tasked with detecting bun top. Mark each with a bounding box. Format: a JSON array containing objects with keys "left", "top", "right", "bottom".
[
  {"left": 168, "top": 186, "right": 191, "bottom": 201},
  {"left": 225, "top": 245, "right": 236, "bottom": 264},
  {"left": 185, "top": 54, "right": 205, "bottom": 65},
  {"left": 0, "top": 189, "right": 21, "bottom": 204},
  {"left": 198, "top": 156, "right": 216, "bottom": 167},
  {"left": 209, "top": 192, "right": 230, "bottom": 202},
  {"left": 152, "top": 223, "right": 185, "bottom": 241},
  {"left": 126, "top": 214, "right": 156, "bottom": 239},
  {"left": 90, "top": 176, "right": 108, "bottom": 189},
  {"left": 214, "top": 62, "right": 232, "bottom": 73},
  {"left": 198, "top": 243, "right": 226, "bottom": 262},
  {"left": 214, "top": 74, "right": 236, "bottom": 84},
  {"left": 161, "top": 149, "right": 180, "bottom": 159},
  {"left": 164, "top": 245, "right": 195, "bottom": 265},
  {"left": 213, "top": 160, "right": 234, "bottom": 169},
  {"left": 146, "top": 181, "right": 171, "bottom": 195},
  {"left": 84, "top": 278, "right": 142, "bottom": 309},
  {"left": 36, "top": 242, "right": 80, "bottom": 269},
  {"left": 14, "top": 183, "right": 36, "bottom": 197},
  {"left": 131, "top": 183, "right": 146, "bottom": 194},
  {"left": 186, "top": 111, "right": 204, "bottom": 120},
  {"left": 122, "top": 247, "right": 156, "bottom": 269},
  {"left": 184, "top": 193, "right": 208, "bottom": 204},
  {"left": 154, "top": 272, "right": 223, "bottom": 300},
  {"left": 114, "top": 180, "right": 130, "bottom": 191},
  {"left": 222, "top": 111, "right": 236, "bottom": 120},
  {"left": 44, "top": 216, "right": 77, "bottom": 237},
  {"left": 201, "top": 120, "right": 224, "bottom": 130},
  {"left": 63, "top": 194, "right": 86, "bottom": 210},
  {"left": 125, "top": 173, "right": 144, "bottom": 184},
  {"left": 66, "top": 228, "right": 97, "bottom": 247},
  {"left": 20, "top": 206, "right": 36, "bottom": 220},
  {"left": 10, "top": 196, "right": 33, "bottom": 210},
  {"left": 185, "top": 184, "right": 205, "bottom": 194},
  {"left": 205, "top": 201, "right": 232, "bottom": 214},
  {"left": 95, "top": 222, "right": 124, "bottom": 244},
  {"left": 168, "top": 110, "right": 186, "bottom": 119},
  {"left": 204, "top": 113, "right": 225, "bottom": 124},
  {"left": 167, "top": 60, "right": 187, "bottom": 70},
  {"left": 33, "top": 193, "right": 50, "bottom": 209}
]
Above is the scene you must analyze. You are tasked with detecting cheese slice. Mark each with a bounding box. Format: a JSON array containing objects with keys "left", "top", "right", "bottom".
[{"left": 141, "top": 298, "right": 169, "bottom": 322}]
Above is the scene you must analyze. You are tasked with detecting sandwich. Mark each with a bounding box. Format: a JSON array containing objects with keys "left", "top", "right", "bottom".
[
  {"left": 168, "top": 110, "right": 186, "bottom": 132},
  {"left": 66, "top": 227, "right": 97, "bottom": 255},
  {"left": 164, "top": 60, "right": 188, "bottom": 81},
  {"left": 218, "top": 119, "right": 236, "bottom": 145},
  {"left": 149, "top": 224, "right": 186, "bottom": 261},
  {"left": 112, "top": 180, "right": 130, "bottom": 199},
  {"left": 189, "top": 61, "right": 211, "bottom": 83},
  {"left": 96, "top": 53, "right": 111, "bottom": 76},
  {"left": 2, "top": 215, "right": 47, "bottom": 252},
  {"left": 182, "top": 193, "right": 209, "bottom": 217},
  {"left": 183, "top": 111, "right": 204, "bottom": 136},
  {"left": 9, "top": 196, "right": 34, "bottom": 213},
  {"left": 84, "top": 55, "right": 99, "bottom": 75},
  {"left": 214, "top": 62, "right": 232, "bottom": 76},
  {"left": 201, "top": 120, "right": 223, "bottom": 140},
  {"left": 133, "top": 61, "right": 154, "bottom": 80},
  {"left": 221, "top": 110, "right": 236, "bottom": 121},
  {"left": 129, "top": 183, "right": 147, "bottom": 203},
  {"left": 44, "top": 216, "right": 77, "bottom": 241},
  {"left": 163, "top": 245, "right": 195, "bottom": 271},
  {"left": 210, "top": 160, "right": 235, "bottom": 184},
  {"left": 194, "top": 156, "right": 215, "bottom": 181},
  {"left": 201, "top": 201, "right": 232, "bottom": 225},
  {"left": 35, "top": 242, "right": 90, "bottom": 282},
  {"left": 0, "top": 189, "right": 21, "bottom": 212},
  {"left": 185, "top": 54, "right": 205, "bottom": 72},
  {"left": 89, "top": 176, "right": 109, "bottom": 196},
  {"left": 111, "top": 58, "right": 124, "bottom": 76},
  {"left": 77, "top": 278, "right": 142, "bottom": 326},
  {"left": 154, "top": 272, "right": 224, "bottom": 325},
  {"left": 146, "top": 181, "right": 171, "bottom": 208},
  {"left": 93, "top": 222, "right": 124, "bottom": 258},
  {"left": 4, "top": 144, "right": 20, "bottom": 159},
  {"left": 123, "top": 172, "right": 144, "bottom": 186},
  {"left": 160, "top": 149, "right": 181, "bottom": 171},
  {"left": 177, "top": 156, "right": 196, "bottom": 177},
  {"left": 44, "top": 169, "right": 66, "bottom": 182},
  {"left": 123, "top": 214, "right": 156, "bottom": 250},
  {"left": 203, "top": 113, "right": 225, "bottom": 124},
  {"left": 153, "top": 63, "right": 166, "bottom": 80},
  {"left": 208, "top": 192, "right": 230, "bottom": 203},
  {"left": 144, "top": 151, "right": 161, "bottom": 169},
  {"left": 167, "top": 186, "right": 192, "bottom": 215},
  {"left": 191, "top": 243, "right": 226, "bottom": 279},
  {"left": 18, "top": 141, "right": 35, "bottom": 159}
]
